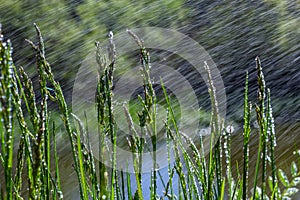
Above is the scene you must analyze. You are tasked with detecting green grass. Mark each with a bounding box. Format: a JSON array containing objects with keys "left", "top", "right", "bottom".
[{"left": 1, "top": 24, "right": 300, "bottom": 200}]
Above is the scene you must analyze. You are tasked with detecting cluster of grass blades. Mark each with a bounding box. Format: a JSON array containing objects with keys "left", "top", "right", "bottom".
[{"left": 1, "top": 24, "right": 300, "bottom": 199}]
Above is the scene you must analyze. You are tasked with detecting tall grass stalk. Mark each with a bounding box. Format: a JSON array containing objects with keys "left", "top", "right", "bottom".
[
  {"left": 204, "top": 61, "right": 224, "bottom": 199},
  {"left": 27, "top": 24, "right": 80, "bottom": 199},
  {"left": 0, "top": 28, "right": 14, "bottom": 200},
  {"left": 252, "top": 57, "right": 267, "bottom": 199},
  {"left": 95, "top": 35, "right": 118, "bottom": 199},
  {"left": 127, "top": 29, "right": 158, "bottom": 199},
  {"left": 267, "top": 88, "right": 278, "bottom": 199},
  {"left": 242, "top": 72, "right": 252, "bottom": 200},
  {"left": 52, "top": 122, "right": 63, "bottom": 199}
]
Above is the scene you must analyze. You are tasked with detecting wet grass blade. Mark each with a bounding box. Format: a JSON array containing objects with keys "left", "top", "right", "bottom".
[
  {"left": 253, "top": 57, "right": 267, "bottom": 199},
  {"left": 242, "top": 72, "right": 251, "bottom": 199},
  {"left": 72, "top": 113, "right": 89, "bottom": 199}
]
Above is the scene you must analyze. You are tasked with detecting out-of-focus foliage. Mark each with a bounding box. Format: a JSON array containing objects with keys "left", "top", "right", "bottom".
[
  {"left": 0, "top": 1, "right": 84, "bottom": 71},
  {"left": 0, "top": 0, "right": 299, "bottom": 120},
  {"left": 182, "top": 0, "right": 299, "bottom": 121},
  {"left": 76, "top": 0, "right": 187, "bottom": 35},
  {"left": 0, "top": 0, "right": 188, "bottom": 102}
]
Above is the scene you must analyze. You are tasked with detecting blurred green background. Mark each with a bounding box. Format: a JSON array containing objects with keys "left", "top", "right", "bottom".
[{"left": 0, "top": 0, "right": 299, "bottom": 122}]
